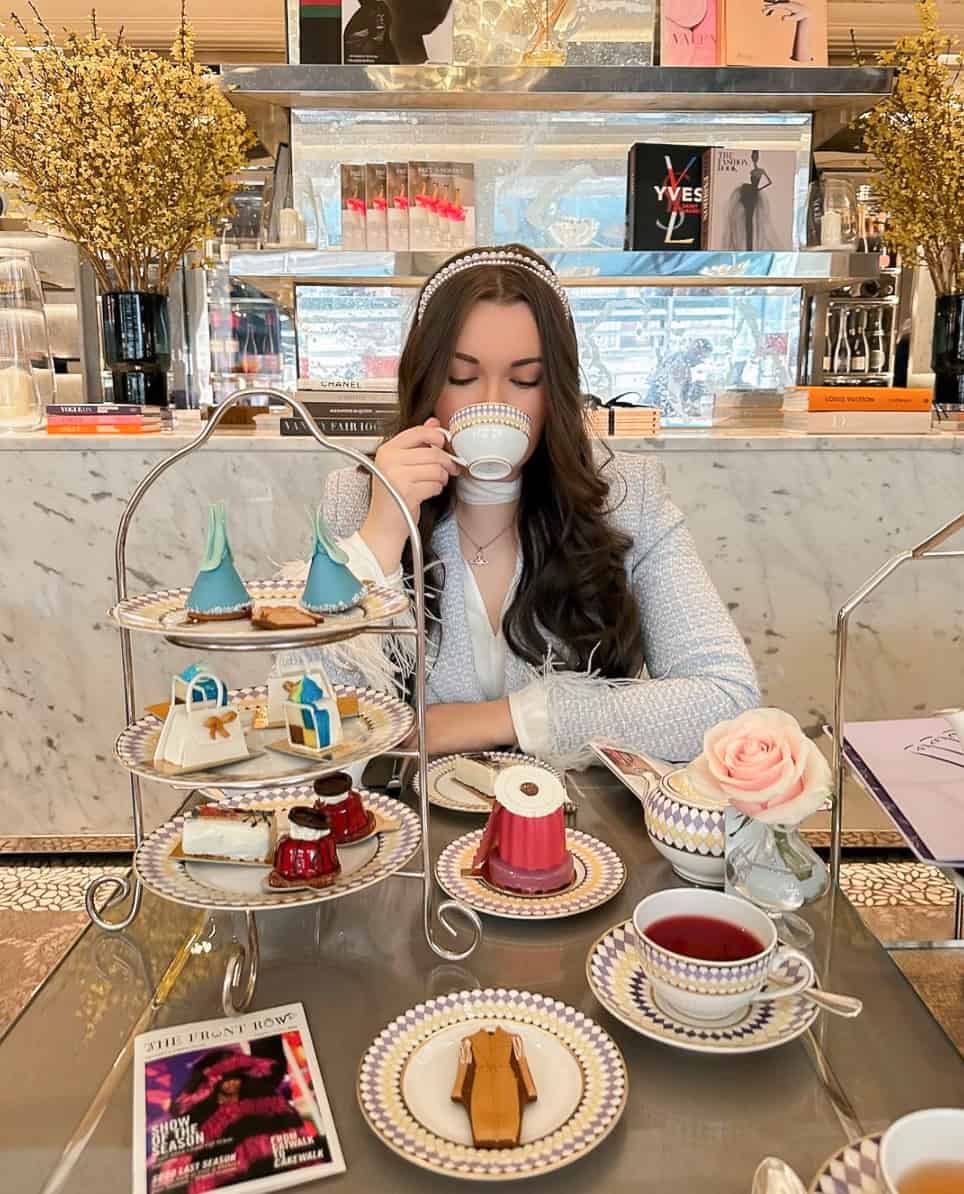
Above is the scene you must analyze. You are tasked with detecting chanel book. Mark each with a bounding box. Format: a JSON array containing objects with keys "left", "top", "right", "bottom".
[{"left": 625, "top": 143, "right": 704, "bottom": 250}]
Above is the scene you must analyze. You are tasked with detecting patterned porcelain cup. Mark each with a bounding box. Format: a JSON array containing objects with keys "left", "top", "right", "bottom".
[
  {"left": 446, "top": 403, "right": 532, "bottom": 480},
  {"left": 643, "top": 767, "right": 726, "bottom": 887},
  {"left": 632, "top": 888, "right": 815, "bottom": 1023}
]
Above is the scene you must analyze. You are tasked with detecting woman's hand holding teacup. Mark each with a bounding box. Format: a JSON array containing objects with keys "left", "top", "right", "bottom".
[{"left": 360, "top": 418, "right": 461, "bottom": 574}]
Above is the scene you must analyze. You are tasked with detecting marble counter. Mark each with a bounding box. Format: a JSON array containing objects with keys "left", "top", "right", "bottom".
[{"left": 2, "top": 419, "right": 962, "bottom": 842}]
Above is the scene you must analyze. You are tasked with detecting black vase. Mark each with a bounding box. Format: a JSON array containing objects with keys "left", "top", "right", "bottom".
[
  {"left": 932, "top": 293, "right": 964, "bottom": 410},
  {"left": 101, "top": 291, "right": 171, "bottom": 406}
]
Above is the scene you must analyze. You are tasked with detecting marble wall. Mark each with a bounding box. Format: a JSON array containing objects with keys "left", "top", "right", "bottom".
[{"left": 1, "top": 428, "right": 961, "bottom": 839}]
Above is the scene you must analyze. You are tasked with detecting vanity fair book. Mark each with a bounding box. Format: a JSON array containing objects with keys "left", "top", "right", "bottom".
[
  {"left": 134, "top": 1003, "right": 345, "bottom": 1194},
  {"left": 625, "top": 144, "right": 704, "bottom": 250},
  {"left": 701, "top": 148, "right": 797, "bottom": 252}
]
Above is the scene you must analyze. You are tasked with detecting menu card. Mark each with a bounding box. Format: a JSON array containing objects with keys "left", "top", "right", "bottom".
[{"left": 134, "top": 1003, "right": 345, "bottom": 1194}]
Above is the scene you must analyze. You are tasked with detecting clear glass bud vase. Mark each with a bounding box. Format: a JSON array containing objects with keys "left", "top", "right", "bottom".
[{"left": 724, "top": 810, "right": 829, "bottom": 914}]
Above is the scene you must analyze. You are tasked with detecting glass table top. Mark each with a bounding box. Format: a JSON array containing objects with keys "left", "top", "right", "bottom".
[{"left": 3, "top": 769, "right": 962, "bottom": 1193}]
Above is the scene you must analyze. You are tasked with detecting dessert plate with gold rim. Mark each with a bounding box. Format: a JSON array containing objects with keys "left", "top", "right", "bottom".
[
  {"left": 435, "top": 829, "right": 625, "bottom": 920},
  {"left": 586, "top": 921, "right": 819, "bottom": 1055},
  {"left": 109, "top": 579, "right": 407, "bottom": 646},
  {"left": 134, "top": 787, "right": 420, "bottom": 911},
  {"left": 114, "top": 683, "right": 413, "bottom": 790},
  {"left": 413, "top": 752, "right": 564, "bottom": 814},
  {"left": 357, "top": 987, "right": 627, "bottom": 1182},
  {"left": 808, "top": 1134, "right": 883, "bottom": 1194}
]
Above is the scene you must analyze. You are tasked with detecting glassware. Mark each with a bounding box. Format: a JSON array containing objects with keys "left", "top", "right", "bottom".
[
  {"left": 0, "top": 248, "right": 54, "bottom": 432},
  {"left": 724, "top": 811, "right": 829, "bottom": 949},
  {"left": 523, "top": 0, "right": 568, "bottom": 64},
  {"left": 806, "top": 179, "right": 858, "bottom": 250}
]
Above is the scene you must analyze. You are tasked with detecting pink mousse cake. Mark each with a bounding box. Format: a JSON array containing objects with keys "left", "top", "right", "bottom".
[{"left": 472, "top": 764, "right": 574, "bottom": 895}]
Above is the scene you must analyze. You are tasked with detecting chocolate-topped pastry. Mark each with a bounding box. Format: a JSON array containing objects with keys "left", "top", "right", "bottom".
[
  {"left": 288, "top": 805, "right": 329, "bottom": 832},
  {"left": 268, "top": 805, "right": 342, "bottom": 890},
  {"left": 313, "top": 771, "right": 353, "bottom": 799}
]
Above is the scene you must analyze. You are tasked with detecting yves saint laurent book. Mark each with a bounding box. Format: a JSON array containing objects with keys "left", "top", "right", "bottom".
[
  {"left": 701, "top": 148, "right": 797, "bottom": 252},
  {"left": 625, "top": 144, "right": 704, "bottom": 250},
  {"left": 133, "top": 1003, "right": 345, "bottom": 1194}
]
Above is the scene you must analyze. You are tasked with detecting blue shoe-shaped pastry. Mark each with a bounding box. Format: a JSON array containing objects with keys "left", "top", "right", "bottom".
[
  {"left": 301, "top": 506, "right": 365, "bottom": 614},
  {"left": 185, "top": 502, "right": 252, "bottom": 622}
]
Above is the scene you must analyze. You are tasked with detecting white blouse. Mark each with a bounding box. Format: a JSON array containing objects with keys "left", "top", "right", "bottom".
[{"left": 339, "top": 531, "right": 550, "bottom": 755}]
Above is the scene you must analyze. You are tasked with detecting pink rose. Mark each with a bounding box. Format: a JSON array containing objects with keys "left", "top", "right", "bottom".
[{"left": 686, "top": 708, "right": 831, "bottom": 826}]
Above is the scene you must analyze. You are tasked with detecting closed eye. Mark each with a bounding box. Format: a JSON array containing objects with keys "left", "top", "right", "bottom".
[
  {"left": 447, "top": 376, "right": 477, "bottom": 386},
  {"left": 512, "top": 376, "right": 542, "bottom": 388}
]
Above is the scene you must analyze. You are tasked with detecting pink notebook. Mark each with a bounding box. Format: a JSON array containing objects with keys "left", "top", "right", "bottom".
[{"left": 837, "top": 718, "right": 964, "bottom": 865}]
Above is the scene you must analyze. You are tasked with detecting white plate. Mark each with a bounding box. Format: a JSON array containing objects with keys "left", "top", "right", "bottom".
[
  {"left": 115, "top": 683, "right": 413, "bottom": 790},
  {"left": 436, "top": 829, "right": 625, "bottom": 920},
  {"left": 586, "top": 921, "right": 819, "bottom": 1055},
  {"left": 134, "top": 787, "right": 420, "bottom": 911},
  {"left": 414, "top": 752, "right": 565, "bottom": 815},
  {"left": 401, "top": 1019, "right": 583, "bottom": 1148},
  {"left": 109, "top": 579, "right": 407, "bottom": 647},
  {"left": 357, "top": 987, "right": 627, "bottom": 1182}
]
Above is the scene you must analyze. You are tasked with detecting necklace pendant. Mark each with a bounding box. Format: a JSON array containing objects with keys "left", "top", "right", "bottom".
[{"left": 470, "top": 550, "right": 488, "bottom": 567}]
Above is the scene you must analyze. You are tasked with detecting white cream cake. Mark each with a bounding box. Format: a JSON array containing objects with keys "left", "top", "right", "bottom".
[
  {"left": 452, "top": 753, "right": 516, "bottom": 798},
  {"left": 180, "top": 806, "right": 275, "bottom": 863}
]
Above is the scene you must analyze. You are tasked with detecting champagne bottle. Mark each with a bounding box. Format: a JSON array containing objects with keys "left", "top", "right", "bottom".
[
  {"left": 822, "top": 311, "right": 833, "bottom": 373},
  {"left": 849, "top": 310, "right": 868, "bottom": 373},
  {"left": 833, "top": 308, "right": 851, "bottom": 374},
  {"left": 869, "top": 311, "right": 887, "bottom": 372}
]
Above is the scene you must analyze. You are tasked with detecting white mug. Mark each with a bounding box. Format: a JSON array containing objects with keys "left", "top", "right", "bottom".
[
  {"left": 632, "top": 887, "right": 815, "bottom": 1023},
  {"left": 445, "top": 402, "right": 532, "bottom": 481},
  {"left": 878, "top": 1108, "right": 964, "bottom": 1194}
]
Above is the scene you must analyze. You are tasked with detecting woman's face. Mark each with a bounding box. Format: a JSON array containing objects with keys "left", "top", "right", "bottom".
[{"left": 434, "top": 299, "right": 547, "bottom": 469}]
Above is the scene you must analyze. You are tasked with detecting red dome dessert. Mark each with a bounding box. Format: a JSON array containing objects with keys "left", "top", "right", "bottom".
[
  {"left": 472, "top": 764, "right": 574, "bottom": 895},
  {"left": 268, "top": 806, "right": 341, "bottom": 889},
  {"left": 313, "top": 771, "right": 376, "bottom": 844}
]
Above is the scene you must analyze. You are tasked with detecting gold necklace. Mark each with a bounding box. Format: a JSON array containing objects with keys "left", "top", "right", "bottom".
[{"left": 456, "top": 516, "right": 515, "bottom": 568}]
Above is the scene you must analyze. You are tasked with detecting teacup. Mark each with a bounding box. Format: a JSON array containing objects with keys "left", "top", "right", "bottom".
[
  {"left": 446, "top": 402, "right": 531, "bottom": 481},
  {"left": 632, "top": 887, "right": 815, "bottom": 1024},
  {"left": 878, "top": 1108, "right": 964, "bottom": 1194},
  {"left": 643, "top": 767, "right": 726, "bottom": 888}
]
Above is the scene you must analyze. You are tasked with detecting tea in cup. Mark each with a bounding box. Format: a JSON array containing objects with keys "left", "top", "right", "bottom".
[
  {"left": 446, "top": 402, "right": 531, "bottom": 480},
  {"left": 632, "top": 887, "right": 815, "bottom": 1023},
  {"left": 878, "top": 1108, "right": 964, "bottom": 1194}
]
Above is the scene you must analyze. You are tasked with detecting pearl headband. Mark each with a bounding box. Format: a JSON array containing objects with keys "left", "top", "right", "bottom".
[{"left": 416, "top": 249, "right": 571, "bottom": 323}]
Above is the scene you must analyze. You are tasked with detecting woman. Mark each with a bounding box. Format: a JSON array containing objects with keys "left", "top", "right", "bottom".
[{"left": 323, "top": 245, "right": 759, "bottom": 767}]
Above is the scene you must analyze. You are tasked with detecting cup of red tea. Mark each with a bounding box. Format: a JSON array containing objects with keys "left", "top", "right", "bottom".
[
  {"left": 313, "top": 771, "right": 374, "bottom": 844},
  {"left": 632, "top": 888, "right": 815, "bottom": 1023}
]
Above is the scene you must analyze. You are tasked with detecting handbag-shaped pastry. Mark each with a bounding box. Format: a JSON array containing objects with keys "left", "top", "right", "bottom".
[
  {"left": 267, "top": 653, "right": 336, "bottom": 728},
  {"left": 153, "top": 672, "right": 250, "bottom": 770}
]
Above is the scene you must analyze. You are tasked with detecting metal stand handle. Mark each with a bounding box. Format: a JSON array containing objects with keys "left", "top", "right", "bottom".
[
  {"left": 89, "top": 387, "right": 483, "bottom": 1008},
  {"left": 831, "top": 510, "right": 964, "bottom": 885}
]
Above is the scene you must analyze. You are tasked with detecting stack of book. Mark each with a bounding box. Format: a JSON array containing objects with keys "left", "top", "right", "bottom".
[
  {"left": 281, "top": 395, "right": 397, "bottom": 437},
  {"left": 45, "top": 404, "right": 163, "bottom": 435},
  {"left": 786, "top": 387, "right": 934, "bottom": 434},
  {"left": 586, "top": 405, "right": 661, "bottom": 437}
]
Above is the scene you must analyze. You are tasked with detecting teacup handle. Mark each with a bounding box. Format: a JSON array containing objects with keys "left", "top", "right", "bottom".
[{"left": 752, "top": 947, "right": 815, "bottom": 1003}]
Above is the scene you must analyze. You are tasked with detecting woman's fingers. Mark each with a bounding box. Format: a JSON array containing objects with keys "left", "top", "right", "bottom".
[
  {"left": 390, "top": 424, "right": 449, "bottom": 450},
  {"left": 399, "top": 446, "right": 461, "bottom": 474},
  {"left": 404, "top": 464, "right": 454, "bottom": 488}
]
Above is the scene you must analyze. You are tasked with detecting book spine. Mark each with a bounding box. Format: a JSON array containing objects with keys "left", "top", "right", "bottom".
[
  {"left": 46, "top": 404, "right": 152, "bottom": 416},
  {"left": 280, "top": 416, "right": 387, "bottom": 436},
  {"left": 47, "top": 415, "right": 146, "bottom": 427},
  {"left": 805, "top": 410, "right": 933, "bottom": 433},
  {"left": 45, "top": 424, "right": 160, "bottom": 435},
  {"left": 700, "top": 149, "right": 714, "bottom": 250},
  {"left": 625, "top": 145, "right": 639, "bottom": 251},
  {"left": 806, "top": 387, "right": 933, "bottom": 413}
]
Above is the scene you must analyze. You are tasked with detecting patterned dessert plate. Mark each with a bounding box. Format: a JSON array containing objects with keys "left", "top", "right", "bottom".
[
  {"left": 109, "top": 579, "right": 407, "bottom": 647},
  {"left": 357, "top": 987, "right": 627, "bottom": 1182},
  {"left": 435, "top": 830, "right": 625, "bottom": 920},
  {"left": 586, "top": 921, "right": 819, "bottom": 1055},
  {"left": 809, "top": 1135, "right": 883, "bottom": 1193},
  {"left": 134, "top": 787, "right": 420, "bottom": 911},
  {"left": 115, "top": 683, "right": 413, "bottom": 790},
  {"left": 413, "top": 752, "right": 564, "bottom": 814}
]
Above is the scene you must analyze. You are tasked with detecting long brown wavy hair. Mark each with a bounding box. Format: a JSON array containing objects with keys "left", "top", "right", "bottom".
[{"left": 394, "top": 244, "right": 644, "bottom": 678}]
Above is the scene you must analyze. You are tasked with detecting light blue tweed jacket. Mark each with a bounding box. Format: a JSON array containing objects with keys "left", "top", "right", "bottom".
[{"left": 323, "top": 450, "right": 759, "bottom": 765}]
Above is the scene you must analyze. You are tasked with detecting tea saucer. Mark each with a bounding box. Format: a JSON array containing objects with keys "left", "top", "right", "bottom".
[
  {"left": 586, "top": 921, "right": 819, "bottom": 1055},
  {"left": 808, "top": 1134, "right": 882, "bottom": 1194},
  {"left": 357, "top": 987, "right": 627, "bottom": 1181},
  {"left": 435, "top": 830, "right": 625, "bottom": 920},
  {"left": 414, "top": 752, "right": 563, "bottom": 814}
]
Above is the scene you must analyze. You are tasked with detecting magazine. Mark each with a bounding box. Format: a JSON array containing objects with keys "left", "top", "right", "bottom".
[
  {"left": 588, "top": 740, "right": 670, "bottom": 803},
  {"left": 134, "top": 1003, "right": 345, "bottom": 1194}
]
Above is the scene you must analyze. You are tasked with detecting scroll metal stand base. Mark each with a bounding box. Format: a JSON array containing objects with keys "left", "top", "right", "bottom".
[
  {"left": 223, "top": 912, "right": 260, "bottom": 1016},
  {"left": 831, "top": 510, "right": 964, "bottom": 952}
]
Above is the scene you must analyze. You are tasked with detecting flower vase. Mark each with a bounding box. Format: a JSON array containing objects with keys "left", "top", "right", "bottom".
[
  {"left": 724, "top": 810, "right": 829, "bottom": 912},
  {"left": 932, "top": 293, "right": 964, "bottom": 413},
  {"left": 101, "top": 291, "right": 171, "bottom": 407}
]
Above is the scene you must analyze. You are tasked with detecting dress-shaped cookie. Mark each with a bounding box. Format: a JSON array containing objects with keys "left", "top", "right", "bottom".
[
  {"left": 185, "top": 502, "right": 252, "bottom": 622},
  {"left": 451, "top": 1026, "right": 537, "bottom": 1149}
]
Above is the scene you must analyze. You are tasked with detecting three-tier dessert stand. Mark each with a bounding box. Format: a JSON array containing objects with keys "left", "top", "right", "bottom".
[{"left": 85, "top": 388, "right": 483, "bottom": 1013}]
